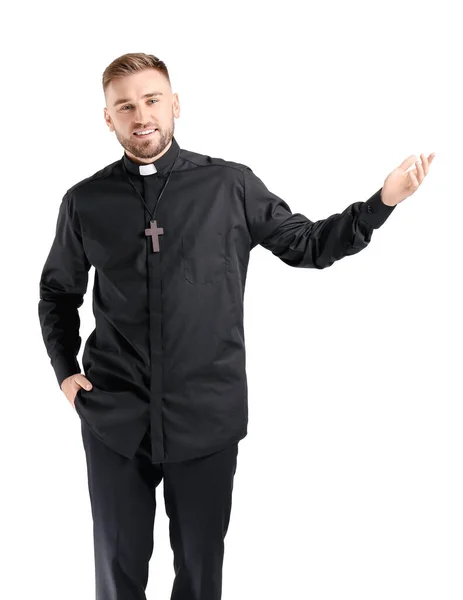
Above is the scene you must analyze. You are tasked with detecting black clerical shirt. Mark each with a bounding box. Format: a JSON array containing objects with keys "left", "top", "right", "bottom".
[{"left": 38, "top": 136, "right": 396, "bottom": 463}]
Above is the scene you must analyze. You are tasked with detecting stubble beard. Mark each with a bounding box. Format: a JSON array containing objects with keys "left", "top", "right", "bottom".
[{"left": 116, "top": 121, "right": 175, "bottom": 160}]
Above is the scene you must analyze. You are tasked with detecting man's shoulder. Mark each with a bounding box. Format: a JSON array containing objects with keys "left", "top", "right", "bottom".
[
  {"left": 66, "top": 158, "right": 121, "bottom": 197},
  {"left": 180, "top": 146, "right": 249, "bottom": 175}
]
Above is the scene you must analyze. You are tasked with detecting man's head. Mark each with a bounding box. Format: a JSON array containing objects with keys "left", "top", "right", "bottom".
[{"left": 103, "top": 53, "right": 180, "bottom": 165}]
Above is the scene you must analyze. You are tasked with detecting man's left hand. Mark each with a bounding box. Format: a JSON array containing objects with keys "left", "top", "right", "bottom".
[{"left": 381, "top": 152, "right": 436, "bottom": 207}]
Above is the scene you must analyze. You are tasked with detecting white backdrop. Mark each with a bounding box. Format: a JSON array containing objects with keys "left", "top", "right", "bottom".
[{"left": 2, "top": 1, "right": 462, "bottom": 598}]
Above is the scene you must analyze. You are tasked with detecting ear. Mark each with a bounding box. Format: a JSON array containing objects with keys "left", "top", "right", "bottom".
[
  {"left": 173, "top": 93, "right": 181, "bottom": 119},
  {"left": 104, "top": 107, "right": 114, "bottom": 132}
]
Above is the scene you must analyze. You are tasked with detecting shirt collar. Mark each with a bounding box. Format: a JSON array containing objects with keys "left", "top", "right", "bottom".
[{"left": 122, "top": 136, "right": 180, "bottom": 176}]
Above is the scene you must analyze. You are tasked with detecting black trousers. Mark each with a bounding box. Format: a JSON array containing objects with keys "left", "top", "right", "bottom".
[{"left": 79, "top": 419, "right": 239, "bottom": 600}]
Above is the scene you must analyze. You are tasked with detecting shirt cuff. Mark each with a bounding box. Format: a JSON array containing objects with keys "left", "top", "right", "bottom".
[
  {"left": 358, "top": 187, "right": 396, "bottom": 229},
  {"left": 51, "top": 354, "right": 81, "bottom": 389}
]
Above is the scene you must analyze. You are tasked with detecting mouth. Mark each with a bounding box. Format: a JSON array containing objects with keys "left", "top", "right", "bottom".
[{"left": 133, "top": 128, "right": 158, "bottom": 138}]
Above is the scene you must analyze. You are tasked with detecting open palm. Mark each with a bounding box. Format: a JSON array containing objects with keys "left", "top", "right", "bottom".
[{"left": 381, "top": 152, "right": 436, "bottom": 206}]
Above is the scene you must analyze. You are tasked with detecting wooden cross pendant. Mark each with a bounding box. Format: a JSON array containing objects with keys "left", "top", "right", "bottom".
[{"left": 145, "top": 220, "right": 164, "bottom": 253}]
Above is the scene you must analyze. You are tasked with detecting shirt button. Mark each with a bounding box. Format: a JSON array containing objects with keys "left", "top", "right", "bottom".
[{"left": 367, "top": 205, "right": 372, "bottom": 213}]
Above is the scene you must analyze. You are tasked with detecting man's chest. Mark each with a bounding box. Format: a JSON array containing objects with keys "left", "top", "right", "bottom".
[{"left": 76, "top": 172, "right": 250, "bottom": 276}]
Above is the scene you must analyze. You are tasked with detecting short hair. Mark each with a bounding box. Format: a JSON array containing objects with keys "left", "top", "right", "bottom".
[{"left": 102, "top": 52, "right": 171, "bottom": 94}]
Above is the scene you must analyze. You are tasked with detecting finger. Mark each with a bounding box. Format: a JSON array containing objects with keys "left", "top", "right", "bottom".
[
  {"left": 428, "top": 152, "right": 436, "bottom": 165},
  {"left": 408, "top": 170, "right": 419, "bottom": 190},
  {"left": 415, "top": 159, "right": 425, "bottom": 183},
  {"left": 399, "top": 154, "right": 418, "bottom": 172},
  {"left": 74, "top": 374, "right": 92, "bottom": 390},
  {"left": 420, "top": 153, "right": 429, "bottom": 175}
]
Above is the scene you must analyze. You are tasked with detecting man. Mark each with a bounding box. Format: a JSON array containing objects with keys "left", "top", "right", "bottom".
[{"left": 38, "top": 52, "right": 435, "bottom": 600}]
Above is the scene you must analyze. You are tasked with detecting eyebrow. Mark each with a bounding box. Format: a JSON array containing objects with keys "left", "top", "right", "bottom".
[{"left": 113, "top": 92, "right": 164, "bottom": 107}]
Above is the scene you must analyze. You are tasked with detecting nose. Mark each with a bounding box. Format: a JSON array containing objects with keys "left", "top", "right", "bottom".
[{"left": 134, "top": 104, "right": 154, "bottom": 128}]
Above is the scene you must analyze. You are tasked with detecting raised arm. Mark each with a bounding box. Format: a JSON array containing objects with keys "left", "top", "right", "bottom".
[
  {"left": 242, "top": 152, "right": 435, "bottom": 268},
  {"left": 38, "top": 191, "right": 91, "bottom": 387}
]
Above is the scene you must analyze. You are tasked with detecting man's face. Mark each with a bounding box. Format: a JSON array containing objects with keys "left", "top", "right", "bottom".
[{"left": 104, "top": 68, "right": 180, "bottom": 164}]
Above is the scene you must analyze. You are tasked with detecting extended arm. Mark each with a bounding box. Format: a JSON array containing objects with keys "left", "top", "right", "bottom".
[{"left": 242, "top": 166, "right": 396, "bottom": 268}]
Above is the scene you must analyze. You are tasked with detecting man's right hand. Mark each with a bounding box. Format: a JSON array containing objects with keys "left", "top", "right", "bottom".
[{"left": 60, "top": 373, "right": 93, "bottom": 409}]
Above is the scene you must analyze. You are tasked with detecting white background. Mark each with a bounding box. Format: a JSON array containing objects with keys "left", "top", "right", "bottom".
[{"left": 2, "top": 1, "right": 462, "bottom": 598}]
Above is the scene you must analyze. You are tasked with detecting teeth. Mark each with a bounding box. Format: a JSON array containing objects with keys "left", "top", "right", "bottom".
[{"left": 135, "top": 129, "right": 155, "bottom": 136}]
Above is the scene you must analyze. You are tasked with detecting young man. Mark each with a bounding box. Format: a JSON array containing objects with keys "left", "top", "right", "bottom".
[{"left": 38, "top": 52, "right": 435, "bottom": 600}]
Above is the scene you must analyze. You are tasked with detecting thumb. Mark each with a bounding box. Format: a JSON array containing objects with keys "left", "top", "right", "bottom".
[{"left": 74, "top": 374, "right": 93, "bottom": 390}]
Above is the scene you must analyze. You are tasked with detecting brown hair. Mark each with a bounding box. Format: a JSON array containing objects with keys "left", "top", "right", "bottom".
[{"left": 102, "top": 52, "right": 171, "bottom": 94}]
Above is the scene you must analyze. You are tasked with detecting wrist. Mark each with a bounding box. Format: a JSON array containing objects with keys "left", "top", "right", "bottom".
[{"left": 380, "top": 189, "right": 396, "bottom": 207}]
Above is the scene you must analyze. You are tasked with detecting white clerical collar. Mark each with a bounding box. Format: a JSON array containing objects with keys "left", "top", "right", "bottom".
[{"left": 138, "top": 163, "right": 157, "bottom": 176}]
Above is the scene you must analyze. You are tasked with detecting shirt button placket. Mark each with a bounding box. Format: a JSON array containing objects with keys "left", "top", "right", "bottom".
[{"left": 144, "top": 175, "right": 165, "bottom": 463}]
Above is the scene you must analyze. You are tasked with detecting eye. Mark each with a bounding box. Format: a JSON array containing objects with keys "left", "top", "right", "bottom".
[{"left": 121, "top": 99, "right": 158, "bottom": 111}]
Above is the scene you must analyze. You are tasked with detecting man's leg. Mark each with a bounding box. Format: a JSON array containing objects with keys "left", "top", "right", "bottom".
[
  {"left": 163, "top": 442, "right": 239, "bottom": 600},
  {"left": 80, "top": 420, "right": 163, "bottom": 600}
]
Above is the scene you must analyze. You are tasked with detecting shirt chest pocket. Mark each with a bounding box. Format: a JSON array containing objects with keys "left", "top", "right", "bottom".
[{"left": 182, "top": 231, "right": 226, "bottom": 284}]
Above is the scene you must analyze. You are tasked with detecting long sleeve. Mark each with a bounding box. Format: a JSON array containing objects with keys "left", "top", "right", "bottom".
[
  {"left": 38, "top": 191, "right": 91, "bottom": 388},
  {"left": 242, "top": 166, "right": 396, "bottom": 267}
]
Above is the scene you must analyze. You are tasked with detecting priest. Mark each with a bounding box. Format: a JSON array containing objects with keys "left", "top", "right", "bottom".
[{"left": 38, "top": 52, "right": 435, "bottom": 600}]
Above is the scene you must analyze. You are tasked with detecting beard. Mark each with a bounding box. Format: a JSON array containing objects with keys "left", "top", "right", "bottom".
[{"left": 115, "top": 120, "right": 175, "bottom": 161}]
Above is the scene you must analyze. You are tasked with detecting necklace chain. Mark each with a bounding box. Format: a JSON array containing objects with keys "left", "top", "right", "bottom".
[{"left": 123, "top": 149, "right": 180, "bottom": 222}]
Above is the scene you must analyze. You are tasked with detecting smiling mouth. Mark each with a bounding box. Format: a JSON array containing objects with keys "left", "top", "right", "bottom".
[{"left": 133, "top": 128, "right": 157, "bottom": 138}]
